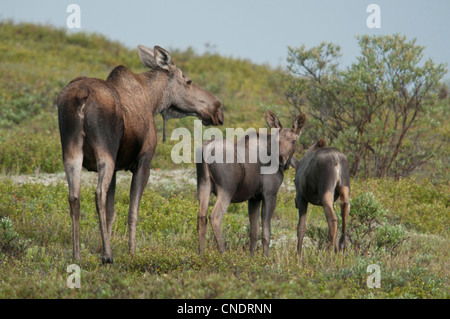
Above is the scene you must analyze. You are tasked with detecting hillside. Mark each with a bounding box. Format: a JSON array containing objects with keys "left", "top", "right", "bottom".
[{"left": 0, "top": 20, "right": 286, "bottom": 173}]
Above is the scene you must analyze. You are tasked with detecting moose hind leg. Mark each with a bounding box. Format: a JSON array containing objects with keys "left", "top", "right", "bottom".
[
  {"left": 106, "top": 172, "right": 117, "bottom": 245},
  {"left": 209, "top": 191, "right": 231, "bottom": 253},
  {"left": 339, "top": 186, "right": 350, "bottom": 252},
  {"left": 64, "top": 155, "right": 83, "bottom": 262},
  {"left": 322, "top": 191, "right": 338, "bottom": 253},
  {"left": 128, "top": 156, "right": 152, "bottom": 255},
  {"left": 197, "top": 170, "right": 211, "bottom": 255},
  {"left": 95, "top": 155, "right": 116, "bottom": 264}
]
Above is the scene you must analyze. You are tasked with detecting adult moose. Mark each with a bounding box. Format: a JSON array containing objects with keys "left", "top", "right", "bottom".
[
  {"left": 196, "top": 110, "right": 306, "bottom": 257},
  {"left": 57, "top": 45, "right": 223, "bottom": 264},
  {"left": 292, "top": 139, "right": 350, "bottom": 257}
]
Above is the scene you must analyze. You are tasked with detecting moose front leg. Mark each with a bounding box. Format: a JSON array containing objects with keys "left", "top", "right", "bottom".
[
  {"left": 296, "top": 196, "right": 308, "bottom": 258},
  {"left": 261, "top": 195, "right": 276, "bottom": 257},
  {"left": 248, "top": 199, "right": 261, "bottom": 257},
  {"left": 128, "top": 156, "right": 152, "bottom": 255}
]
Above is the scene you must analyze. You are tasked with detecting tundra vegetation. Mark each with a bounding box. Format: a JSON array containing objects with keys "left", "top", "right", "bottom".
[{"left": 0, "top": 21, "right": 449, "bottom": 298}]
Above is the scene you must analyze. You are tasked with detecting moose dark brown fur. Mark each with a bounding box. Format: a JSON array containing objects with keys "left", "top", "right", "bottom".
[
  {"left": 196, "top": 111, "right": 306, "bottom": 256},
  {"left": 57, "top": 45, "right": 223, "bottom": 264},
  {"left": 292, "top": 139, "right": 350, "bottom": 257}
]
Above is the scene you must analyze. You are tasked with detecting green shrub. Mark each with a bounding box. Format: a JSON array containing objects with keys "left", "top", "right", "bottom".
[
  {"left": 0, "top": 217, "right": 31, "bottom": 260},
  {"left": 305, "top": 223, "right": 329, "bottom": 250},
  {"left": 375, "top": 224, "right": 408, "bottom": 253},
  {"left": 347, "top": 192, "right": 408, "bottom": 255},
  {"left": 0, "top": 127, "right": 62, "bottom": 174}
]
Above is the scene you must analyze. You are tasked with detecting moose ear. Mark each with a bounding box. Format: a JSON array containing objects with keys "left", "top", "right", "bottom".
[
  {"left": 290, "top": 156, "right": 299, "bottom": 169},
  {"left": 153, "top": 46, "right": 174, "bottom": 71},
  {"left": 265, "top": 110, "right": 282, "bottom": 129},
  {"left": 293, "top": 114, "right": 306, "bottom": 135},
  {"left": 137, "top": 45, "right": 158, "bottom": 69}
]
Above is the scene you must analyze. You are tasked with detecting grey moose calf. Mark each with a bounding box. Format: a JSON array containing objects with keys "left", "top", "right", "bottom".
[
  {"left": 196, "top": 110, "right": 306, "bottom": 256},
  {"left": 292, "top": 139, "right": 350, "bottom": 257}
]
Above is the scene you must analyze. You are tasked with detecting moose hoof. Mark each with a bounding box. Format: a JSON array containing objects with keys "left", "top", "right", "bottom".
[
  {"left": 339, "top": 238, "right": 348, "bottom": 252},
  {"left": 102, "top": 257, "right": 114, "bottom": 265}
]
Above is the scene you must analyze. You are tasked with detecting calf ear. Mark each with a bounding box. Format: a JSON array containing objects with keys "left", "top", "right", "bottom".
[
  {"left": 265, "top": 110, "right": 282, "bottom": 129},
  {"left": 293, "top": 114, "right": 306, "bottom": 135},
  {"left": 290, "top": 156, "right": 299, "bottom": 168},
  {"left": 153, "top": 46, "right": 175, "bottom": 71}
]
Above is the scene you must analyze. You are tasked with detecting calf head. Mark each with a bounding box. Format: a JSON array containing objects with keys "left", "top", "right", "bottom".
[
  {"left": 137, "top": 45, "right": 224, "bottom": 126},
  {"left": 265, "top": 110, "right": 306, "bottom": 169}
]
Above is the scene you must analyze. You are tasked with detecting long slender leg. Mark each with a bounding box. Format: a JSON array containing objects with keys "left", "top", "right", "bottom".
[
  {"left": 64, "top": 156, "right": 83, "bottom": 262},
  {"left": 261, "top": 195, "right": 276, "bottom": 257},
  {"left": 105, "top": 172, "right": 116, "bottom": 244},
  {"left": 95, "top": 156, "right": 116, "bottom": 264},
  {"left": 322, "top": 191, "right": 338, "bottom": 253},
  {"left": 128, "top": 157, "right": 151, "bottom": 255},
  {"left": 197, "top": 166, "right": 211, "bottom": 255},
  {"left": 339, "top": 186, "right": 350, "bottom": 252},
  {"left": 162, "top": 118, "right": 167, "bottom": 142},
  {"left": 62, "top": 125, "right": 84, "bottom": 262},
  {"left": 296, "top": 196, "right": 309, "bottom": 257},
  {"left": 248, "top": 199, "right": 261, "bottom": 256},
  {"left": 209, "top": 191, "right": 232, "bottom": 253}
]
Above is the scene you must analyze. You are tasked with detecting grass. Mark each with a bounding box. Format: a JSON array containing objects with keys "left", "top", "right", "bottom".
[{"left": 0, "top": 170, "right": 448, "bottom": 299}]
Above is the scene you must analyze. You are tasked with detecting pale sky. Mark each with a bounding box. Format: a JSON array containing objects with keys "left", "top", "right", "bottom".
[{"left": 1, "top": 0, "right": 449, "bottom": 74}]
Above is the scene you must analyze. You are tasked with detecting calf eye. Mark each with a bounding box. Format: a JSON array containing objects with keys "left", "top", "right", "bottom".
[
  {"left": 186, "top": 80, "right": 192, "bottom": 85},
  {"left": 292, "top": 140, "right": 296, "bottom": 145}
]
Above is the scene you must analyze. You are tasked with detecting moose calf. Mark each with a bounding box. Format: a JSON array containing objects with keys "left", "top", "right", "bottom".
[
  {"left": 292, "top": 139, "right": 350, "bottom": 257},
  {"left": 196, "top": 110, "right": 306, "bottom": 256}
]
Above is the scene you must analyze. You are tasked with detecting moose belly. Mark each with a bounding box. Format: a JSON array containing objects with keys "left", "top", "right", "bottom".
[
  {"left": 231, "top": 169, "right": 261, "bottom": 203},
  {"left": 231, "top": 184, "right": 260, "bottom": 203},
  {"left": 302, "top": 191, "right": 339, "bottom": 206}
]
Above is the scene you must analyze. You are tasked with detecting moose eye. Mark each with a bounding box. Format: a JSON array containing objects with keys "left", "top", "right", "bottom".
[
  {"left": 186, "top": 80, "right": 192, "bottom": 85},
  {"left": 292, "top": 140, "right": 296, "bottom": 145}
]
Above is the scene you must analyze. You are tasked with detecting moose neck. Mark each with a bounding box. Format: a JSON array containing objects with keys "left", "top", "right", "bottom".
[
  {"left": 255, "top": 133, "right": 290, "bottom": 174},
  {"left": 139, "top": 70, "right": 172, "bottom": 116}
]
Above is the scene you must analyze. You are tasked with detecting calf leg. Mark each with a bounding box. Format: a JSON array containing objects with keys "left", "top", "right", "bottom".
[
  {"left": 248, "top": 199, "right": 261, "bottom": 256},
  {"left": 322, "top": 191, "right": 338, "bottom": 253},
  {"left": 339, "top": 186, "right": 350, "bottom": 252},
  {"left": 209, "top": 191, "right": 232, "bottom": 253},
  {"left": 296, "top": 196, "right": 308, "bottom": 257},
  {"left": 197, "top": 170, "right": 211, "bottom": 255},
  {"left": 261, "top": 195, "right": 276, "bottom": 257}
]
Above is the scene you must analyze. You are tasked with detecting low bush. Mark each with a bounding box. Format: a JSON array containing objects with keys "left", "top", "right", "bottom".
[{"left": 0, "top": 217, "right": 31, "bottom": 261}]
